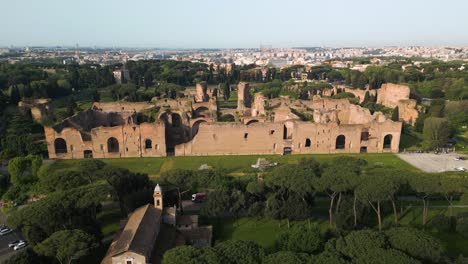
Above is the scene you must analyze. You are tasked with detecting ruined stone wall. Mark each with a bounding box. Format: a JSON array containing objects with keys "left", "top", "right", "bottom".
[
  {"left": 92, "top": 102, "right": 154, "bottom": 114},
  {"left": 252, "top": 93, "right": 267, "bottom": 117},
  {"left": 175, "top": 122, "right": 284, "bottom": 156},
  {"left": 397, "top": 99, "right": 419, "bottom": 125},
  {"left": 342, "top": 87, "right": 376, "bottom": 103},
  {"left": 292, "top": 120, "right": 401, "bottom": 154},
  {"left": 376, "top": 83, "right": 410, "bottom": 108},
  {"left": 237, "top": 82, "right": 251, "bottom": 110},
  {"left": 176, "top": 120, "right": 401, "bottom": 156},
  {"left": 45, "top": 122, "right": 166, "bottom": 159},
  {"left": 195, "top": 82, "right": 208, "bottom": 103},
  {"left": 18, "top": 98, "right": 54, "bottom": 122},
  {"left": 305, "top": 98, "right": 351, "bottom": 111}
]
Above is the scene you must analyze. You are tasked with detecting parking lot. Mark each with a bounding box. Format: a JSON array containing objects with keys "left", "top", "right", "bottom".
[
  {"left": 397, "top": 153, "right": 468, "bottom": 173},
  {"left": 0, "top": 229, "right": 26, "bottom": 262}
]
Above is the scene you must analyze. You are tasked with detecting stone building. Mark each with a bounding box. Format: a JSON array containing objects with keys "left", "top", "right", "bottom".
[
  {"left": 44, "top": 82, "right": 405, "bottom": 159},
  {"left": 18, "top": 98, "right": 54, "bottom": 122}
]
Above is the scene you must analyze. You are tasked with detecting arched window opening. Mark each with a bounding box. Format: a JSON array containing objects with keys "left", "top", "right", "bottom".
[
  {"left": 361, "top": 129, "right": 369, "bottom": 141},
  {"left": 384, "top": 134, "right": 392, "bottom": 149},
  {"left": 305, "top": 138, "right": 311, "bottom": 147},
  {"left": 54, "top": 138, "right": 67, "bottom": 154},
  {"left": 336, "top": 135, "right": 346, "bottom": 150},
  {"left": 84, "top": 150, "right": 93, "bottom": 158},
  {"left": 107, "top": 137, "right": 119, "bottom": 153},
  {"left": 246, "top": 120, "right": 259, "bottom": 125},
  {"left": 172, "top": 113, "right": 182, "bottom": 128},
  {"left": 145, "top": 139, "right": 152, "bottom": 149}
]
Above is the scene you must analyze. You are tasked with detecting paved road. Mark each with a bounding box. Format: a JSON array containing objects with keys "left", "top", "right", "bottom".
[
  {"left": 0, "top": 230, "right": 26, "bottom": 263},
  {"left": 397, "top": 153, "right": 468, "bottom": 172}
]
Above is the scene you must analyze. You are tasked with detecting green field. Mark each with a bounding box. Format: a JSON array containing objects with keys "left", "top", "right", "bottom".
[
  {"left": 209, "top": 217, "right": 329, "bottom": 251},
  {"left": 48, "top": 153, "right": 417, "bottom": 177}
]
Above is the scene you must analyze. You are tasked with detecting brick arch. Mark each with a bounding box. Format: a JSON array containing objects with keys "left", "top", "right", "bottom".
[
  {"left": 107, "top": 137, "right": 119, "bottom": 153},
  {"left": 145, "top": 139, "right": 152, "bottom": 149},
  {"left": 336, "top": 135, "right": 345, "bottom": 149},
  {"left": 246, "top": 119, "right": 259, "bottom": 125},
  {"left": 54, "top": 138, "right": 67, "bottom": 154},
  {"left": 383, "top": 134, "right": 393, "bottom": 149},
  {"left": 193, "top": 106, "right": 209, "bottom": 117},
  {"left": 191, "top": 119, "right": 207, "bottom": 137}
]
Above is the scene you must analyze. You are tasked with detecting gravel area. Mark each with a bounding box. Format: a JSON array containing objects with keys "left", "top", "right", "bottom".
[{"left": 397, "top": 153, "right": 468, "bottom": 173}]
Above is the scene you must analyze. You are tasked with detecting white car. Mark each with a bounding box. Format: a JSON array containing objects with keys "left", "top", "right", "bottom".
[
  {"left": 0, "top": 228, "right": 12, "bottom": 236},
  {"left": 8, "top": 240, "right": 24, "bottom": 248},
  {"left": 13, "top": 241, "right": 27, "bottom": 250},
  {"left": 454, "top": 167, "right": 466, "bottom": 172}
]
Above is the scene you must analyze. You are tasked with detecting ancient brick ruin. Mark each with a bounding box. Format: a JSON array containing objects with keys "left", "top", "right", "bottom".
[{"left": 44, "top": 83, "right": 410, "bottom": 159}]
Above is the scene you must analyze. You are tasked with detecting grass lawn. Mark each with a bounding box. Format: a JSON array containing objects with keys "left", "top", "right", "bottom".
[
  {"left": 97, "top": 207, "right": 124, "bottom": 237},
  {"left": 49, "top": 153, "right": 417, "bottom": 177},
  {"left": 208, "top": 217, "right": 329, "bottom": 251}
]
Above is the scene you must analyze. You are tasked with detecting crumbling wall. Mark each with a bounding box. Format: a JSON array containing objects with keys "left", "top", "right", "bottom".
[
  {"left": 237, "top": 82, "right": 251, "bottom": 110},
  {"left": 18, "top": 98, "right": 54, "bottom": 122},
  {"left": 251, "top": 93, "right": 267, "bottom": 117},
  {"left": 177, "top": 119, "right": 402, "bottom": 156},
  {"left": 176, "top": 122, "right": 284, "bottom": 156},
  {"left": 397, "top": 99, "right": 419, "bottom": 125},
  {"left": 376, "top": 83, "right": 410, "bottom": 108},
  {"left": 45, "top": 122, "right": 166, "bottom": 159},
  {"left": 195, "top": 82, "right": 208, "bottom": 103}
]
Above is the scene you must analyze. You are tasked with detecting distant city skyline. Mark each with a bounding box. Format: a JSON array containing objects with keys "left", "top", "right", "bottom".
[{"left": 2, "top": 0, "right": 468, "bottom": 48}]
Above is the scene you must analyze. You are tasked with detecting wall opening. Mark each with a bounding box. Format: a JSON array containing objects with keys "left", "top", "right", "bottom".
[
  {"left": 244, "top": 133, "right": 248, "bottom": 139},
  {"left": 145, "top": 139, "right": 152, "bottom": 149},
  {"left": 336, "top": 135, "right": 346, "bottom": 149},
  {"left": 219, "top": 114, "right": 235, "bottom": 122},
  {"left": 360, "top": 147, "right": 368, "bottom": 153},
  {"left": 305, "top": 138, "right": 311, "bottom": 147},
  {"left": 107, "top": 137, "right": 119, "bottom": 153},
  {"left": 246, "top": 120, "right": 259, "bottom": 125},
  {"left": 270, "top": 130, "right": 275, "bottom": 135},
  {"left": 54, "top": 138, "right": 67, "bottom": 154},
  {"left": 361, "top": 129, "right": 369, "bottom": 141},
  {"left": 283, "top": 147, "right": 292, "bottom": 155},
  {"left": 84, "top": 150, "right": 93, "bottom": 158},
  {"left": 384, "top": 134, "right": 392, "bottom": 149},
  {"left": 172, "top": 113, "right": 182, "bottom": 127}
]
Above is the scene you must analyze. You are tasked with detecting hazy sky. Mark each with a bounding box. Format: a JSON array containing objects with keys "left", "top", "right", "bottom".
[{"left": 1, "top": 0, "right": 468, "bottom": 48}]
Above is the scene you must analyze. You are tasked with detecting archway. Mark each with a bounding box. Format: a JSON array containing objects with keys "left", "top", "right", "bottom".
[
  {"left": 194, "top": 106, "right": 209, "bottom": 117},
  {"left": 171, "top": 113, "right": 182, "bottom": 128},
  {"left": 145, "top": 139, "right": 152, "bottom": 149},
  {"left": 219, "top": 114, "right": 235, "bottom": 122},
  {"left": 107, "top": 137, "right": 119, "bottom": 153},
  {"left": 84, "top": 150, "right": 93, "bottom": 158},
  {"left": 305, "top": 138, "right": 311, "bottom": 148},
  {"left": 336, "top": 135, "right": 345, "bottom": 149},
  {"left": 383, "top": 134, "right": 392, "bottom": 149},
  {"left": 246, "top": 119, "right": 259, "bottom": 125},
  {"left": 54, "top": 138, "right": 67, "bottom": 154},
  {"left": 191, "top": 120, "right": 207, "bottom": 137}
]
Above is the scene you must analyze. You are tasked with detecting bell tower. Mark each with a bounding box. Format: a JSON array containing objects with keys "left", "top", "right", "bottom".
[{"left": 153, "top": 184, "right": 163, "bottom": 210}]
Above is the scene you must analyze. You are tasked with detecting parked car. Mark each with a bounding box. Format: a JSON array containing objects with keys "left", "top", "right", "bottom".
[
  {"left": 454, "top": 156, "right": 466, "bottom": 161},
  {"left": 8, "top": 240, "right": 24, "bottom": 248},
  {"left": 454, "top": 167, "right": 466, "bottom": 172},
  {"left": 0, "top": 228, "right": 12, "bottom": 236},
  {"left": 191, "top": 193, "right": 207, "bottom": 203},
  {"left": 13, "top": 241, "right": 27, "bottom": 250}
]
